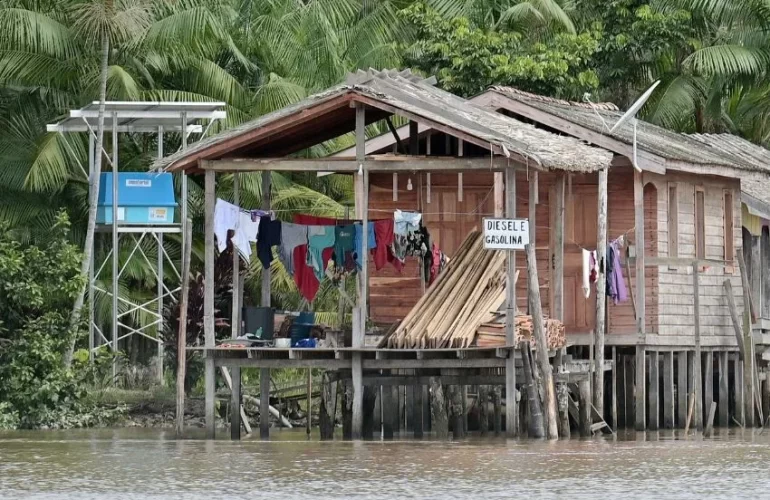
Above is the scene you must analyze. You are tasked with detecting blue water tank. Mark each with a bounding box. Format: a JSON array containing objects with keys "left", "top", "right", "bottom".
[{"left": 97, "top": 172, "right": 176, "bottom": 225}]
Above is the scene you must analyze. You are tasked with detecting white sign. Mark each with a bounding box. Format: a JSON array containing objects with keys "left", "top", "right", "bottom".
[
  {"left": 148, "top": 207, "right": 168, "bottom": 221},
  {"left": 483, "top": 218, "right": 529, "bottom": 250},
  {"left": 126, "top": 179, "right": 151, "bottom": 187}
]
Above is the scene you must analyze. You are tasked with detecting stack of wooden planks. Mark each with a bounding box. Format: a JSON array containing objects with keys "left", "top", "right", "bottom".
[
  {"left": 476, "top": 315, "right": 566, "bottom": 350},
  {"left": 380, "top": 231, "right": 508, "bottom": 348}
]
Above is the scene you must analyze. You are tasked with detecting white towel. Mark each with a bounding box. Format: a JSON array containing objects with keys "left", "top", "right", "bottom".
[
  {"left": 214, "top": 199, "right": 239, "bottom": 253},
  {"left": 233, "top": 212, "right": 259, "bottom": 261},
  {"left": 582, "top": 249, "right": 591, "bottom": 299}
]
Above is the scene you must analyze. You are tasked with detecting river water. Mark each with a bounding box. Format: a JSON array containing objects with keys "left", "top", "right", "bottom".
[{"left": 1, "top": 428, "right": 769, "bottom": 499}]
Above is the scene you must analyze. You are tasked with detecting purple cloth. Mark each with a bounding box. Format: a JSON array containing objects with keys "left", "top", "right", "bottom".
[{"left": 607, "top": 241, "right": 628, "bottom": 304}]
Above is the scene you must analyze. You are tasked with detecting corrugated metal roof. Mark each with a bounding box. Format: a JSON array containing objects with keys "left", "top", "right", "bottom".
[
  {"left": 490, "top": 86, "right": 765, "bottom": 171},
  {"left": 153, "top": 70, "right": 612, "bottom": 173}
]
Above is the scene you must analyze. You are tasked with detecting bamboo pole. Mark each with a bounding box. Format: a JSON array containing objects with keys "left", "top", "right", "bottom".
[
  {"left": 525, "top": 243, "right": 559, "bottom": 439},
  {"left": 175, "top": 218, "right": 192, "bottom": 436}
]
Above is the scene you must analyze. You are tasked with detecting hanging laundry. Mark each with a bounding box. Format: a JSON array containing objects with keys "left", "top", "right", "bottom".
[
  {"left": 429, "top": 243, "right": 448, "bottom": 285},
  {"left": 394, "top": 209, "right": 422, "bottom": 235},
  {"left": 353, "top": 222, "right": 376, "bottom": 269},
  {"left": 393, "top": 221, "right": 429, "bottom": 263},
  {"left": 278, "top": 222, "right": 307, "bottom": 276},
  {"left": 306, "top": 225, "right": 335, "bottom": 281},
  {"left": 333, "top": 224, "right": 356, "bottom": 272},
  {"left": 607, "top": 239, "right": 628, "bottom": 304},
  {"left": 256, "top": 218, "right": 281, "bottom": 270},
  {"left": 581, "top": 249, "right": 598, "bottom": 299},
  {"left": 372, "top": 219, "right": 395, "bottom": 271},
  {"left": 214, "top": 199, "right": 239, "bottom": 253},
  {"left": 293, "top": 215, "right": 336, "bottom": 302},
  {"left": 233, "top": 211, "right": 259, "bottom": 261}
]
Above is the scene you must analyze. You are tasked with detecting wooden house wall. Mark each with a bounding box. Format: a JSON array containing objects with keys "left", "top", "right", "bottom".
[{"left": 647, "top": 172, "right": 744, "bottom": 338}]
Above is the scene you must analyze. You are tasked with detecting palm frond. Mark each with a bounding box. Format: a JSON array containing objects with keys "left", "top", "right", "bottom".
[{"left": 684, "top": 44, "right": 768, "bottom": 76}]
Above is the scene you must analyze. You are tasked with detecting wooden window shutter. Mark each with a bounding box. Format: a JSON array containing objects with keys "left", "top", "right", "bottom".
[
  {"left": 695, "top": 186, "right": 705, "bottom": 260},
  {"left": 668, "top": 184, "right": 678, "bottom": 257},
  {"left": 724, "top": 190, "right": 734, "bottom": 263}
]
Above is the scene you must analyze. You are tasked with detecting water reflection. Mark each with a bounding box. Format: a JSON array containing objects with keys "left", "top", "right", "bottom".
[{"left": 1, "top": 428, "right": 769, "bottom": 499}]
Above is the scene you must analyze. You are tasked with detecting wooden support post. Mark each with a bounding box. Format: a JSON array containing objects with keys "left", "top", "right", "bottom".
[
  {"left": 718, "top": 351, "right": 729, "bottom": 427},
  {"left": 413, "top": 384, "right": 424, "bottom": 438},
  {"left": 203, "top": 169, "right": 216, "bottom": 439},
  {"left": 230, "top": 173, "right": 241, "bottom": 441},
  {"left": 633, "top": 170, "right": 645, "bottom": 335},
  {"left": 684, "top": 392, "right": 696, "bottom": 435},
  {"left": 429, "top": 378, "right": 448, "bottom": 438},
  {"left": 319, "top": 372, "right": 336, "bottom": 440},
  {"left": 526, "top": 243, "right": 559, "bottom": 439},
  {"left": 461, "top": 385, "right": 468, "bottom": 434},
  {"left": 648, "top": 350, "right": 659, "bottom": 430},
  {"left": 625, "top": 355, "right": 635, "bottom": 428},
  {"left": 553, "top": 174, "right": 565, "bottom": 322},
  {"left": 704, "top": 402, "right": 717, "bottom": 435},
  {"left": 522, "top": 342, "right": 544, "bottom": 438},
  {"left": 381, "top": 378, "right": 394, "bottom": 439},
  {"left": 693, "top": 264, "right": 703, "bottom": 431},
  {"left": 260, "top": 369, "right": 270, "bottom": 439},
  {"left": 763, "top": 375, "right": 770, "bottom": 427},
  {"left": 505, "top": 166, "right": 518, "bottom": 437},
  {"left": 704, "top": 351, "right": 714, "bottom": 429},
  {"left": 479, "top": 385, "right": 490, "bottom": 436},
  {"left": 494, "top": 173, "right": 504, "bottom": 217},
  {"left": 175, "top": 218, "right": 192, "bottom": 436},
  {"left": 734, "top": 354, "right": 745, "bottom": 426},
  {"left": 663, "top": 351, "right": 674, "bottom": 429},
  {"left": 351, "top": 103, "right": 367, "bottom": 439},
  {"left": 677, "top": 351, "right": 688, "bottom": 428},
  {"left": 595, "top": 168, "right": 608, "bottom": 418},
  {"left": 306, "top": 369, "right": 312, "bottom": 438},
  {"left": 391, "top": 384, "right": 400, "bottom": 435},
  {"left": 635, "top": 346, "right": 646, "bottom": 431},
  {"left": 449, "top": 385, "right": 465, "bottom": 439},
  {"left": 612, "top": 347, "right": 618, "bottom": 430},
  {"left": 493, "top": 386, "right": 502, "bottom": 436},
  {"left": 578, "top": 380, "right": 591, "bottom": 437}
]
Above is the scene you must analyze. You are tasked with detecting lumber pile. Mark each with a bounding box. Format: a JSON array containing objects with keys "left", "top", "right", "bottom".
[
  {"left": 380, "top": 231, "right": 507, "bottom": 348},
  {"left": 476, "top": 316, "right": 566, "bottom": 350}
]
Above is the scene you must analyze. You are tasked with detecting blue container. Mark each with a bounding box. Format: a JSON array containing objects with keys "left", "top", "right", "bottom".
[{"left": 97, "top": 172, "right": 176, "bottom": 225}]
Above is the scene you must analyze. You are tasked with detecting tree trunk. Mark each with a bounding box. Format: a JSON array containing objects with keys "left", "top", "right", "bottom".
[{"left": 66, "top": 33, "right": 110, "bottom": 368}]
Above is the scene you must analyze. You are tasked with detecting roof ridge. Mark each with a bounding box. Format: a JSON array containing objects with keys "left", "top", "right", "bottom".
[{"left": 491, "top": 86, "right": 619, "bottom": 111}]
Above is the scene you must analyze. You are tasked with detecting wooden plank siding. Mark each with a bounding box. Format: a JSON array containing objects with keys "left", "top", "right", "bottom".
[
  {"left": 367, "top": 166, "right": 745, "bottom": 342},
  {"left": 647, "top": 172, "right": 744, "bottom": 337}
]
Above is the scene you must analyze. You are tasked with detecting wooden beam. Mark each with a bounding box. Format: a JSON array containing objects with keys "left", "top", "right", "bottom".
[
  {"left": 202, "top": 156, "right": 513, "bottom": 172},
  {"left": 505, "top": 166, "right": 518, "bottom": 437},
  {"left": 595, "top": 168, "right": 608, "bottom": 417},
  {"left": 204, "top": 169, "right": 216, "bottom": 439},
  {"left": 644, "top": 256, "right": 729, "bottom": 268},
  {"left": 693, "top": 264, "right": 703, "bottom": 431},
  {"left": 553, "top": 174, "right": 565, "bottom": 321},
  {"left": 634, "top": 170, "right": 645, "bottom": 337},
  {"left": 352, "top": 103, "right": 366, "bottom": 440}
]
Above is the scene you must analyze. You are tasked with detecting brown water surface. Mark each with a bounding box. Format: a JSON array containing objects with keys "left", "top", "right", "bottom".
[{"left": 1, "top": 428, "right": 769, "bottom": 499}]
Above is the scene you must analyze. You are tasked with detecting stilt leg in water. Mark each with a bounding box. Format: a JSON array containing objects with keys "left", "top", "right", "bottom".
[{"left": 429, "top": 377, "right": 448, "bottom": 439}]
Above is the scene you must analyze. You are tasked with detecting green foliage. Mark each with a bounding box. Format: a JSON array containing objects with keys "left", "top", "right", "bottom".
[
  {"left": 401, "top": 3, "right": 599, "bottom": 98},
  {"left": 0, "top": 211, "right": 123, "bottom": 428}
]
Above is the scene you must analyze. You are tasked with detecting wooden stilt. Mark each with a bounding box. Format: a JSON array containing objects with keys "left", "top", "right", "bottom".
[
  {"left": 594, "top": 168, "right": 608, "bottom": 418},
  {"left": 260, "top": 368, "right": 270, "bottom": 439},
  {"left": 362, "top": 386, "right": 376, "bottom": 440},
  {"left": 479, "top": 385, "right": 490, "bottom": 436},
  {"left": 342, "top": 381, "right": 353, "bottom": 440},
  {"left": 612, "top": 347, "right": 618, "bottom": 430},
  {"left": 392, "top": 384, "right": 401, "bottom": 435},
  {"left": 504, "top": 166, "right": 518, "bottom": 437},
  {"left": 522, "top": 341, "right": 544, "bottom": 438},
  {"left": 677, "top": 351, "right": 688, "bottom": 428},
  {"left": 175, "top": 218, "right": 192, "bottom": 436},
  {"left": 734, "top": 354, "right": 745, "bottom": 426},
  {"left": 762, "top": 374, "right": 770, "bottom": 426},
  {"left": 684, "top": 392, "right": 695, "bottom": 434},
  {"left": 381, "top": 378, "right": 394, "bottom": 439},
  {"left": 635, "top": 346, "right": 646, "bottom": 431},
  {"left": 704, "top": 351, "right": 714, "bottom": 428},
  {"left": 351, "top": 103, "right": 367, "bottom": 439},
  {"left": 461, "top": 385, "right": 468, "bottom": 434},
  {"left": 230, "top": 367, "right": 241, "bottom": 440},
  {"left": 578, "top": 380, "right": 591, "bottom": 437},
  {"left": 648, "top": 350, "right": 659, "bottom": 430},
  {"left": 625, "top": 355, "right": 635, "bottom": 428},
  {"left": 693, "top": 264, "right": 703, "bottom": 431},
  {"left": 663, "top": 351, "right": 674, "bottom": 429},
  {"left": 230, "top": 173, "right": 241, "bottom": 441},
  {"left": 319, "top": 372, "right": 336, "bottom": 440},
  {"left": 430, "top": 378, "right": 448, "bottom": 438},
  {"left": 704, "top": 402, "right": 717, "bottom": 435},
  {"left": 203, "top": 169, "right": 216, "bottom": 439},
  {"left": 492, "top": 386, "right": 502, "bottom": 436},
  {"left": 718, "top": 351, "right": 729, "bottom": 428},
  {"left": 525, "top": 243, "right": 559, "bottom": 439},
  {"left": 449, "top": 385, "right": 465, "bottom": 439},
  {"left": 413, "top": 384, "right": 424, "bottom": 438}
]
